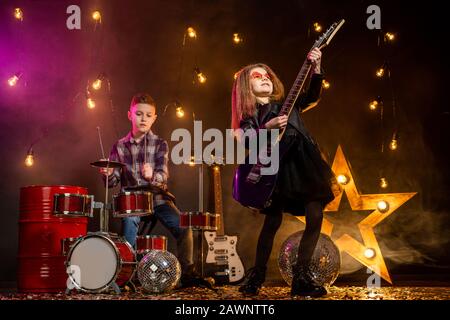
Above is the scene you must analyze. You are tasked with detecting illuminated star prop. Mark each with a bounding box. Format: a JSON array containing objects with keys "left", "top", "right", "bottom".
[{"left": 296, "top": 145, "right": 417, "bottom": 283}]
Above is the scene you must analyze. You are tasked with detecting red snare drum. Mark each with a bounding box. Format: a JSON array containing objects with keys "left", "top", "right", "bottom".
[
  {"left": 136, "top": 235, "right": 167, "bottom": 254},
  {"left": 66, "top": 233, "right": 136, "bottom": 293},
  {"left": 112, "top": 191, "right": 153, "bottom": 218},
  {"left": 179, "top": 211, "right": 218, "bottom": 230},
  {"left": 53, "top": 193, "right": 94, "bottom": 217}
]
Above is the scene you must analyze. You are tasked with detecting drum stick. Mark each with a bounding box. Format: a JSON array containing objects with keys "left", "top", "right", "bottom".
[{"left": 96, "top": 126, "right": 106, "bottom": 160}]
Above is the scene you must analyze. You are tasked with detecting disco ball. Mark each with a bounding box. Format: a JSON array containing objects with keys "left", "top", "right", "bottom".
[
  {"left": 137, "top": 250, "right": 181, "bottom": 293},
  {"left": 278, "top": 231, "right": 341, "bottom": 287}
]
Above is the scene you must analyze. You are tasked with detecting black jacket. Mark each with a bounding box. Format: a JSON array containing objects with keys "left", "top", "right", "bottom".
[{"left": 239, "top": 73, "right": 324, "bottom": 146}]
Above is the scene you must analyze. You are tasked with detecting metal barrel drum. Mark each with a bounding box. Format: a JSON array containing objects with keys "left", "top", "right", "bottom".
[{"left": 17, "top": 185, "right": 89, "bottom": 293}]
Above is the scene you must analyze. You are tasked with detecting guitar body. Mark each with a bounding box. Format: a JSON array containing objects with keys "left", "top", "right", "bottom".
[
  {"left": 203, "top": 162, "right": 245, "bottom": 285},
  {"left": 204, "top": 231, "right": 245, "bottom": 284},
  {"left": 232, "top": 160, "right": 278, "bottom": 210}
]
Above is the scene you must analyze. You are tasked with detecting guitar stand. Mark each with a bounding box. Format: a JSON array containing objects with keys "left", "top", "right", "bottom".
[{"left": 188, "top": 228, "right": 217, "bottom": 292}]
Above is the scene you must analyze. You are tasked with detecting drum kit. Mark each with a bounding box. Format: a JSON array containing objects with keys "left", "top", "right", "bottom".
[
  {"left": 55, "top": 158, "right": 169, "bottom": 294},
  {"left": 53, "top": 129, "right": 220, "bottom": 294},
  {"left": 55, "top": 158, "right": 219, "bottom": 294}
]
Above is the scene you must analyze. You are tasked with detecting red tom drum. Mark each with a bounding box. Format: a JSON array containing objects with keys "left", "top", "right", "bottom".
[
  {"left": 53, "top": 193, "right": 94, "bottom": 217},
  {"left": 113, "top": 191, "right": 153, "bottom": 218},
  {"left": 179, "top": 211, "right": 218, "bottom": 230},
  {"left": 136, "top": 235, "right": 167, "bottom": 255}
]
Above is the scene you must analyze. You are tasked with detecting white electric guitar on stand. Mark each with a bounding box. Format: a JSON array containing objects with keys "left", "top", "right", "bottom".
[{"left": 204, "top": 163, "right": 245, "bottom": 284}]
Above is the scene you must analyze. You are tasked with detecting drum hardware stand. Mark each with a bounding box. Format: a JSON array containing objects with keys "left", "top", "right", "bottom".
[{"left": 96, "top": 126, "right": 111, "bottom": 234}]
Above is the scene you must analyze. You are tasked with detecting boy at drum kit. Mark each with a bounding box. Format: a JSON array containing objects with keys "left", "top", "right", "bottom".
[{"left": 100, "top": 93, "right": 199, "bottom": 287}]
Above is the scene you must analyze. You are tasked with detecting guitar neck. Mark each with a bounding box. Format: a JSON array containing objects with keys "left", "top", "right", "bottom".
[{"left": 212, "top": 165, "right": 225, "bottom": 236}]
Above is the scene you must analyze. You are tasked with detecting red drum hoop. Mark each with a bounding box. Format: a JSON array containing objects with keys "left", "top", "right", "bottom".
[
  {"left": 53, "top": 193, "right": 94, "bottom": 218},
  {"left": 112, "top": 191, "right": 153, "bottom": 218},
  {"left": 179, "top": 211, "right": 218, "bottom": 231},
  {"left": 136, "top": 235, "right": 167, "bottom": 255}
]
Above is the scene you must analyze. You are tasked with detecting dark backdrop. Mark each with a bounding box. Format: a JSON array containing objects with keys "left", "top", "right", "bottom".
[{"left": 1, "top": 0, "right": 448, "bottom": 286}]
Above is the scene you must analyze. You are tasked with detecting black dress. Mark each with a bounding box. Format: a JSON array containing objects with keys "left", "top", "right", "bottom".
[{"left": 239, "top": 74, "right": 336, "bottom": 216}]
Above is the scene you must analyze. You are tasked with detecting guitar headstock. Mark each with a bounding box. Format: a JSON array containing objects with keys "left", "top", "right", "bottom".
[{"left": 314, "top": 19, "right": 345, "bottom": 50}]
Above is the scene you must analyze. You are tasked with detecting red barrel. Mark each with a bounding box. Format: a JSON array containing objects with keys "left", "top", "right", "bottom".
[{"left": 17, "top": 186, "right": 89, "bottom": 293}]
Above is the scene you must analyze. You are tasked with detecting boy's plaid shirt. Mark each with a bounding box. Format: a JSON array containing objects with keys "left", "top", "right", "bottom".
[{"left": 105, "top": 130, "right": 170, "bottom": 206}]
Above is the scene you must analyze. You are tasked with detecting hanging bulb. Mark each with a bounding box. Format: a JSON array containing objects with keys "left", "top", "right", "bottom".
[
  {"left": 313, "top": 22, "right": 322, "bottom": 33},
  {"left": 8, "top": 74, "right": 21, "bottom": 87},
  {"left": 189, "top": 156, "right": 196, "bottom": 167},
  {"left": 389, "top": 132, "right": 398, "bottom": 151},
  {"left": 195, "top": 68, "right": 207, "bottom": 84},
  {"left": 87, "top": 98, "right": 96, "bottom": 109},
  {"left": 376, "top": 67, "right": 385, "bottom": 78},
  {"left": 385, "top": 32, "right": 395, "bottom": 42},
  {"left": 14, "top": 8, "right": 23, "bottom": 21},
  {"left": 322, "top": 79, "right": 330, "bottom": 89},
  {"left": 25, "top": 149, "right": 34, "bottom": 167},
  {"left": 233, "top": 33, "right": 243, "bottom": 44},
  {"left": 187, "top": 27, "right": 197, "bottom": 39},
  {"left": 92, "top": 79, "right": 102, "bottom": 90},
  {"left": 92, "top": 11, "right": 101, "bottom": 22},
  {"left": 369, "top": 97, "right": 382, "bottom": 111},
  {"left": 380, "top": 178, "right": 388, "bottom": 189},
  {"left": 175, "top": 106, "right": 185, "bottom": 118}
]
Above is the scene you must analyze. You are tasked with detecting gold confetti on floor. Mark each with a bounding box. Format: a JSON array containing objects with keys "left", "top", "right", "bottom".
[{"left": 1, "top": 285, "right": 449, "bottom": 300}]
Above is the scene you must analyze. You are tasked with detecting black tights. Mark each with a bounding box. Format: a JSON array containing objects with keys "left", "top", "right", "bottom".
[{"left": 254, "top": 201, "right": 323, "bottom": 270}]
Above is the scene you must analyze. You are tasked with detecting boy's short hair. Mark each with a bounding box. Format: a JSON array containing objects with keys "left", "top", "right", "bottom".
[{"left": 130, "top": 93, "right": 156, "bottom": 110}]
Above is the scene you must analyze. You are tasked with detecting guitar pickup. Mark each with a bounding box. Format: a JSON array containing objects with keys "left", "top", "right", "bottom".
[
  {"left": 215, "top": 255, "right": 229, "bottom": 261},
  {"left": 214, "top": 249, "right": 228, "bottom": 254}
]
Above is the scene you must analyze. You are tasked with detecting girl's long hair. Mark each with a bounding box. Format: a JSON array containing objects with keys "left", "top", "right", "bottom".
[{"left": 231, "top": 63, "right": 284, "bottom": 130}]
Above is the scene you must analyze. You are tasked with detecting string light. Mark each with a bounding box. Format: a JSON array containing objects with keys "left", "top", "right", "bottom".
[
  {"left": 187, "top": 27, "right": 197, "bottom": 39},
  {"left": 385, "top": 32, "right": 395, "bottom": 42},
  {"left": 337, "top": 174, "right": 349, "bottom": 185},
  {"left": 389, "top": 132, "right": 398, "bottom": 151},
  {"left": 7, "top": 73, "right": 22, "bottom": 87},
  {"left": 233, "top": 33, "right": 243, "bottom": 44},
  {"left": 380, "top": 177, "right": 388, "bottom": 189},
  {"left": 369, "top": 97, "right": 382, "bottom": 111},
  {"left": 389, "top": 139, "right": 398, "bottom": 151},
  {"left": 194, "top": 68, "right": 207, "bottom": 84},
  {"left": 24, "top": 149, "right": 34, "bottom": 167},
  {"left": 189, "top": 156, "right": 196, "bottom": 167},
  {"left": 376, "top": 67, "right": 385, "bottom": 78},
  {"left": 364, "top": 248, "right": 376, "bottom": 259},
  {"left": 322, "top": 79, "right": 330, "bottom": 89},
  {"left": 313, "top": 22, "right": 322, "bottom": 33},
  {"left": 92, "top": 79, "right": 102, "bottom": 90},
  {"left": 377, "top": 200, "right": 389, "bottom": 213},
  {"left": 176, "top": 106, "right": 185, "bottom": 118},
  {"left": 14, "top": 8, "right": 23, "bottom": 21},
  {"left": 87, "top": 98, "right": 96, "bottom": 109},
  {"left": 91, "top": 74, "right": 105, "bottom": 90},
  {"left": 92, "top": 11, "right": 101, "bottom": 22}
]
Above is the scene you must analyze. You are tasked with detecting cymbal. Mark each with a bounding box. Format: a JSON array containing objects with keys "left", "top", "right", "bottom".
[{"left": 90, "top": 159, "right": 125, "bottom": 169}]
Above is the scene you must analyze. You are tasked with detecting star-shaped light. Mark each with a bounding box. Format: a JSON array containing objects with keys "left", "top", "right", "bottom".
[{"left": 296, "top": 145, "right": 417, "bottom": 283}]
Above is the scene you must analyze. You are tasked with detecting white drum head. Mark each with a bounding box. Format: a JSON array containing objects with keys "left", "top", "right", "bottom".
[{"left": 68, "top": 236, "right": 118, "bottom": 291}]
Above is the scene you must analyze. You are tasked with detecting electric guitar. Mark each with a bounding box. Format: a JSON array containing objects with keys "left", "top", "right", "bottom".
[
  {"left": 232, "top": 19, "right": 345, "bottom": 210},
  {"left": 204, "top": 163, "right": 245, "bottom": 284}
]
